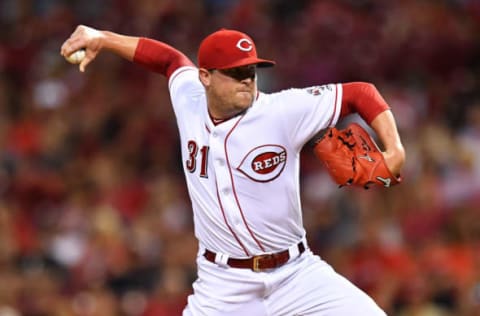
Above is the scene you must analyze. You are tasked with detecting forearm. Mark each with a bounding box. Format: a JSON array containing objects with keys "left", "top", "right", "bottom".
[
  {"left": 370, "top": 110, "right": 405, "bottom": 175},
  {"left": 99, "top": 31, "right": 139, "bottom": 61},
  {"left": 339, "top": 82, "right": 405, "bottom": 175}
]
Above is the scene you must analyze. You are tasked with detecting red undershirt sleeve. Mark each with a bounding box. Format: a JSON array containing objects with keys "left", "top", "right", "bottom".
[
  {"left": 133, "top": 38, "right": 195, "bottom": 79},
  {"left": 339, "top": 82, "right": 390, "bottom": 124}
]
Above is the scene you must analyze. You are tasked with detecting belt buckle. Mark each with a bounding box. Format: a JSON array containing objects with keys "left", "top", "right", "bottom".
[{"left": 252, "top": 254, "right": 274, "bottom": 272}]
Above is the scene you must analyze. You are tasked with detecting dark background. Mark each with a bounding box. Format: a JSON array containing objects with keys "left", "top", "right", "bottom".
[{"left": 0, "top": 0, "right": 479, "bottom": 315}]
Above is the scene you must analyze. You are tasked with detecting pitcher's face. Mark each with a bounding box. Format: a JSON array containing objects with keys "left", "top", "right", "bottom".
[{"left": 199, "top": 65, "right": 257, "bottom": 119}]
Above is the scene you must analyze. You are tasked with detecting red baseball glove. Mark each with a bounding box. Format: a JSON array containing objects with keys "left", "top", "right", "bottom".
[{"left": 313, "top": 123, "right": 402, "bottom": 189}]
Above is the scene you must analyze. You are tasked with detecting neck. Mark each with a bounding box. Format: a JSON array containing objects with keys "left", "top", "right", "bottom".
[
  {"left": 207, "top": 91, "right": 258, "bottom": 121},
  {"left": 208, "top": 106, "right": 248, "bottom": 121}
]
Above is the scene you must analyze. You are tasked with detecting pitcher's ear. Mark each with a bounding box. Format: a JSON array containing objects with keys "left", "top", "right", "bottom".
[{"left": 198, "top": 68, "right": 212, "bottom": 87}]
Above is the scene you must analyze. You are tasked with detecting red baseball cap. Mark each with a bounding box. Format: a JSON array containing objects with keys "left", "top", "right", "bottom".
[{"left": 198, "top": 29, "right": 275, "bottom": 70}]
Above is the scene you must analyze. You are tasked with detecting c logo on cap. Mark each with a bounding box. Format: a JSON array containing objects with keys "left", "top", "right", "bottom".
[{"left": 236, "top": 39, "right": 253, "bottom": 52}]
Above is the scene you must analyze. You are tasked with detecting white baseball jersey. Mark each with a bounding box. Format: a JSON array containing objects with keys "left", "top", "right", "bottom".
[{"left": 168, "top": 66, "right": 342, "bottom": 258}]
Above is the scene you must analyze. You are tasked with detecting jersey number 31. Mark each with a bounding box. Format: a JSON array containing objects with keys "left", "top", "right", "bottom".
[{"left": 186, "top": 140, "right": 209, "bottom": 178}]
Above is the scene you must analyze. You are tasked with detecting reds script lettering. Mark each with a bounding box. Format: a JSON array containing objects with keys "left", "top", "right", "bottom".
[
  {"left": 252, "top": 151, "right": 286, "bottom": 174},
  {"left": 237, "top": 144, "right": 288, "bottom": 182}
]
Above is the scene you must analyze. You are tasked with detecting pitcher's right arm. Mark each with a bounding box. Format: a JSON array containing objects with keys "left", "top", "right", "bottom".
[{"left": 61, "top": 25, "right": 194, "bottom": 77}]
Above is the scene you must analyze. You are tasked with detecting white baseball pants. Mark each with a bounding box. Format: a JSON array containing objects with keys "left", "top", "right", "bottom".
[{"left": 183, "top": 248, "right": 386, "bottom": 316}]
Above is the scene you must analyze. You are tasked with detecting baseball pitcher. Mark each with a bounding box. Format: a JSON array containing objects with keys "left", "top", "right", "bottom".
[{"left": 61, "top": 25, "right": 405, "bottom": 316}]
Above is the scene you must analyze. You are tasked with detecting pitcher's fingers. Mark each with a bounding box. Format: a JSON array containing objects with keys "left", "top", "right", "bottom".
[
  {"left": 61, "top": 38, "right": 85, "bottom": 57},
  {"left": 60, "top": 40, "right": 72, "bottom": 56},
  {"left": 79, "top": 53, "right": 94, "bottom": 73},
  {"left": 70, "top": 25, "right": 87, "bottom": 38}
]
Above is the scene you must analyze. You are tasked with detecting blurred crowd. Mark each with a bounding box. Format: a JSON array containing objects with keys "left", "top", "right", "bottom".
[{"left": 0, "top": 0, "right": 480, "bottom": 315}]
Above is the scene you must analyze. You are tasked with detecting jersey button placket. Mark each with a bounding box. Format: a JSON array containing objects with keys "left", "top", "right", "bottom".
[
  {"left": 209, "top": 127, "right": 247, "bottom": 245},
  {"left": 209, "top": 129, "right": 232, "bottom": 206}
]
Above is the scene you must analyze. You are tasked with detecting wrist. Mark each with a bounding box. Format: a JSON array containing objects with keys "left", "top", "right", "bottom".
[
  {"left": 383, "top": 145, "right": 405, "bottom": 175},
  {"left": 99, "top": 30, "right": 113, "bottom": 51}
]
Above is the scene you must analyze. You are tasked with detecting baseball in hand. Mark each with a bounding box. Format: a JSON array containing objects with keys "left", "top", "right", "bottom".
[{"left": 65, "top": 49, "right": 86, "bottom": 64}]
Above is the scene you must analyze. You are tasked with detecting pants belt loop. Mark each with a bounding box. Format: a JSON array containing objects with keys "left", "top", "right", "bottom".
[
  {"left": 290, "top": 238, "right": 306, "bottom": 260},
  {"left": 214, "top": 252, "right": 229, "bottom": 268},
  {"left": 288, "top": 242, "right": 300, "bottom": 259}
]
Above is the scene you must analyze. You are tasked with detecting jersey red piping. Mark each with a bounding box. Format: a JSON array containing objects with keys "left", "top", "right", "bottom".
[
  {"left": 327, "top": 84, "right": 338, "bottom": 127},
  {"left": 224, "top": 115, "right": 266, "bottom": 252},
  {"left": 215, "top": 181, "right": 250, "bottom": 256}
]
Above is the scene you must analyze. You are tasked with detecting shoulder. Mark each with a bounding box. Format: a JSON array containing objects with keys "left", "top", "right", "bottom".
[
  {"left": 168, "top": 66, "right": 199, "bottom": 89},
  {"left": 168, "top": 66, "right": 204, "bottom": 98}
]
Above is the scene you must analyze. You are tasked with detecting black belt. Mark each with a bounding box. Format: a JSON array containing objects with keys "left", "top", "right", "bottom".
[{"left": 203, "top": 242, "right": 305, "bottom": 272}]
